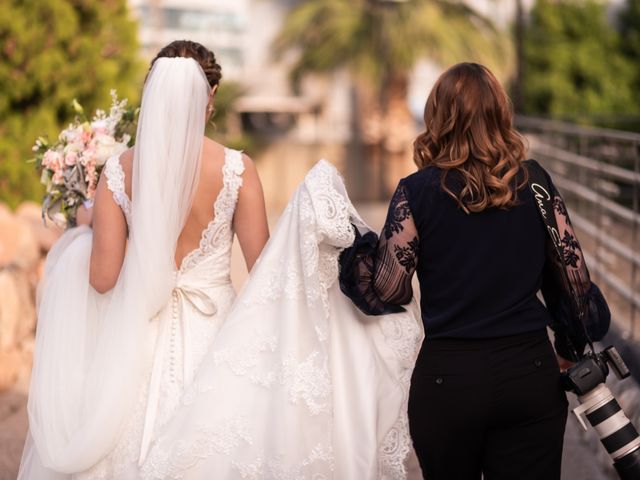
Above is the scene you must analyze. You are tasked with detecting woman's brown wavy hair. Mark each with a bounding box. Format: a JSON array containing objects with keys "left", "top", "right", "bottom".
[{"left": 413, "top": 62, "right": 527, "bottom": 213}]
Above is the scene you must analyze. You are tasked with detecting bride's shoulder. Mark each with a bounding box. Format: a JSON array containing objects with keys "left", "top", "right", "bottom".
[{"left": 118, "top": 148, "right": 134, "bottom": 171}]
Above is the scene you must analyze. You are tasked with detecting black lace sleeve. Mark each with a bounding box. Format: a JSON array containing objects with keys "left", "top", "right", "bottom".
[
  {"left": 540, "top": 175, "right": 610, "bottom": 360},
  {"left": 339, "top": 181, "right": 418, "bottom": 316}
]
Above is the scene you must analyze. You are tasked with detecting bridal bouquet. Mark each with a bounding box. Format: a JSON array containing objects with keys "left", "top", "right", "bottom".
[{"left": 32, "top": 90, "right": 137, "bottom": 228}]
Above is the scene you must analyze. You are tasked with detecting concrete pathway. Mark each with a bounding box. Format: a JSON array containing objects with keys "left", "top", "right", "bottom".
[{"left": 0, "top": 383, "right": 28, "bottom": 480}]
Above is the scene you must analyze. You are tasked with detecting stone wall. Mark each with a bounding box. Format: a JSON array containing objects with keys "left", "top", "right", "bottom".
[{"left": 0, "top": 202, "right": 60, "bottom": 392}]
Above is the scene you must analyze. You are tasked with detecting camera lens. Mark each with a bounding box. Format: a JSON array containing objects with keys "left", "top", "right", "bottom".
[
  {"left": 614, "top": 447, "right": 640, "bottom": 479},
  {"left": 575, "top": 384, "right": 640, "bottom": 480}
]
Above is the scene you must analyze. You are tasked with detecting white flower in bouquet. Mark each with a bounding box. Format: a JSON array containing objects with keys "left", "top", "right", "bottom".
[
  {"left": 51, "top": 212, "right": 68, "bottom": 229},
  {"left": 90, "top": 119, "right": 110, "bottom": 135},
  {"left": 92, "top": 133, "right": 129, "bottom": 166}
]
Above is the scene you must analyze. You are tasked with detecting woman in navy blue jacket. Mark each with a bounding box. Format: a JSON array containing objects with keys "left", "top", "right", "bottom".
[{"left": 339, "top": 63, "right": 608, "bottom": 480}]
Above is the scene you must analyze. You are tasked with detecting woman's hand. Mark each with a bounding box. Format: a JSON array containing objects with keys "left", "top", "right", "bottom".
[
  {"left": 557, "top": 355, "right": 575, "bottom": 372},
  {"left": 76, "top": 203, "right": 94, "bottom": 226}
]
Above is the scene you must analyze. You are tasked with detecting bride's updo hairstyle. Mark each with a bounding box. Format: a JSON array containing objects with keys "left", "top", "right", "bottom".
[
  {"left": 413, "top": 62, "right": 527, "bottom": 214},
  {"left": 149, "top": 40, "right": 222, "bottom": 88}
]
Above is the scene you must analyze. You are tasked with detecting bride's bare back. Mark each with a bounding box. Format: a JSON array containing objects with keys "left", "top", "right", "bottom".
[{"left": 88, "top": 137, "right": 269, "bottom": 293}]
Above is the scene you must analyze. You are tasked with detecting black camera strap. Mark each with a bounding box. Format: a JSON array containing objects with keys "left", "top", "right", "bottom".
[{"left": 525, "top": 160, "right": 596, "bottom": 357}]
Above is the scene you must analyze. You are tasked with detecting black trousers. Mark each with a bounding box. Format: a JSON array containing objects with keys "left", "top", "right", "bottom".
[{"left": 408, "top": 329, "right": 568, "bottom": 480}]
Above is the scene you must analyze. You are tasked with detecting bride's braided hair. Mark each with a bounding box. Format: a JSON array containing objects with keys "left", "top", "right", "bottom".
[{"left": 150, "top": 40, "right": 222, "bottom": 88}]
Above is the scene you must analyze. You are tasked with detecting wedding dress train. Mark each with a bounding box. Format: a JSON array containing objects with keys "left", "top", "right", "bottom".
[{"left": 140, "top": 160, "right": 424, "bottom": 480}]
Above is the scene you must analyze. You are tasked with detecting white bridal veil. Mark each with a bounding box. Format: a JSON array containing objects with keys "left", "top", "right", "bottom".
[{"left": 19, "top": 57, "right": 211, "bottom": 477}]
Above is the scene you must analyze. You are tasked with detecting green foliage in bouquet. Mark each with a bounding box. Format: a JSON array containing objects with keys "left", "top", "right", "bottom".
[{"left": 0, "top": 0, "right": 144, "bottom": 208}]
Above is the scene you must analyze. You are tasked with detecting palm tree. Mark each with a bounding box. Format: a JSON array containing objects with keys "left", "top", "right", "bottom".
[{"left": 275, "top": 0, "right": 510, "bottom": 198}]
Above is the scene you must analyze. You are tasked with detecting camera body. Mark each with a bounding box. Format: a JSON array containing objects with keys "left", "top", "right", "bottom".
[
  {"left": 563, "top": 346, "right": 640, "bottom": 480},
  {"left": 562, "top": 346, "right": 631, "bottom": 395}
]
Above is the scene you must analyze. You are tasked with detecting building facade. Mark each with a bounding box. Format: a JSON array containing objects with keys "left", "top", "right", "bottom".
[
  {"left": 128, "top": 0, "right": 352, "bottom": 144},
  {"left": 129, "top": 0, "right": 249, "bottom": 80}
]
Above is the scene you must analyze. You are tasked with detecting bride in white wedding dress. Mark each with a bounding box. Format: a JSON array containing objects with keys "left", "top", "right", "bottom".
[
  {"left": 19, "top": 41, "right": 269, "bottom": 479},
  {"left": 19, "top": 40, "right": 424, "bottom": 479}
]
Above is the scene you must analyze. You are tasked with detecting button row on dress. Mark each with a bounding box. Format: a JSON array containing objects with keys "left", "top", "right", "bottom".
[{"left": 169, "top": 291, "right": 178, "bottom": 383}]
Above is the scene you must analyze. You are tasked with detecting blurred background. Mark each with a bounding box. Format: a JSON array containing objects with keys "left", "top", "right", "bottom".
[{"left": 0, "top": 0, "right": 639, "bottom": 478}]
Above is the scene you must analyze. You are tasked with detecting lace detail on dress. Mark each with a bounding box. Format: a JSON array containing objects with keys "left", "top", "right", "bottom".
[
  {"left": 378, "top": 312, "right": 423, "bottom": 479},
  {"left": 305, "top": 162, "right": 356, "bottom": 321},
  {"left": 243, "top": 161, "right": 355, "bottom": 336},
  {"left": 240, "top": 258, "right": 305, "bottom": 307},
  {"left": 140, "top": 417, "right": 254, "bottom": 479},
  {"left": 179, "top": 148, "right": 245, "bottom": 273},
  {"left": 211, "top": 332, "right": 279, "bottom": 385},
  {"left": 379, "top": 311, "right": 423, "bottom": 363},
  {"left": 380, "top": 412, "right": 412, "bottom": 480},
  {"left": 142, "top": 422, "right": 333, "bottom": 480},
  {"left": 281, "top": 351, "right": 331, "bottom": 415},
  {"left": 104, "top": 155, "right": 132, "bottom": 228},
  {"left": 231, "top": 444, "right": 334, "bottom": 480},
  {"left": 210, "top": 334, "right": 331, "bottom": 415}
]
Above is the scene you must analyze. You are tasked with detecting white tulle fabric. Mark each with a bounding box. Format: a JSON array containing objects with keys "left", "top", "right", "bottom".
[
  {"left": 19, "top": 57, "right": 211, "bottom": 478},
  {"left": 140, "top": 160, "right": 424, "bottom": 480}
]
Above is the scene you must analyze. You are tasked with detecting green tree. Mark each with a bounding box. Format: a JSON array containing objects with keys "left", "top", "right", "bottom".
[
  {"left": 619, "top": 0, "right": 640, "bottom": 107},
  {"left": 0, "top": 0, "right": 143, "bottom": 208},
  {"left": 275, "top": 0, "right": 508, "bottom": 197},
  {"left": 522, "top": 0, "right": 635, "bottom": 121}
]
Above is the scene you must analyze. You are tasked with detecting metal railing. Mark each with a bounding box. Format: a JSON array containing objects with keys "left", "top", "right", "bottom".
[{"left": 516, "top": 116, "right": 640, "bottom": 342}]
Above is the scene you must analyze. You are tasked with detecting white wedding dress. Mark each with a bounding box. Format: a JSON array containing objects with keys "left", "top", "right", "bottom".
[
  {"left": 19, "top": 57, "right": 236, "bottom": 479},
  {"left": 75, "top": 147, "right": 247, "bottom": 479}
]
